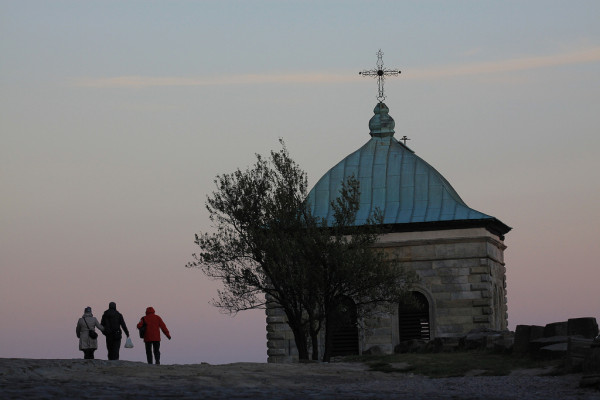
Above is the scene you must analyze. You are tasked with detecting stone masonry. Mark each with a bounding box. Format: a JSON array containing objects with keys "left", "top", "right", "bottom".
[{"left": 266, "top": 227, "right": 508, "bottom": 362}]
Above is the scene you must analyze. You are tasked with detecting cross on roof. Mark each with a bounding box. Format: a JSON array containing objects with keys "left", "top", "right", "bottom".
[{"left": 359, "top": 49, "right": 401, "bottom": 102}]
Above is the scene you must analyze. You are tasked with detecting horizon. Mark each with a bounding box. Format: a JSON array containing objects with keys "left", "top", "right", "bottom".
[{"left": 1, "top": 1, "right": 599, "bottom": 364}]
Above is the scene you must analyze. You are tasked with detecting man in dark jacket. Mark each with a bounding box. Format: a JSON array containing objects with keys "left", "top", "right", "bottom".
[{"left": 101, "top": 302, "right": 130, "bottom": 360}]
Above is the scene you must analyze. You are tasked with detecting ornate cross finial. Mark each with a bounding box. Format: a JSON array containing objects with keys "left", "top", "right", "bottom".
[
  {"left": 359, "top": 49, "right": 401, "bottom": 102},
  {"left": 400, "top": 135, "right": 410, "bottom": 145}
]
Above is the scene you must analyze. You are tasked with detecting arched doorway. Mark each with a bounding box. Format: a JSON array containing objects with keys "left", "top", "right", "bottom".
[
  {"left": 330, "top": 296, "right": 359, "bottom": 356},
  {"left": 398, "top": 291, "right": 430, "bottom": 341}
]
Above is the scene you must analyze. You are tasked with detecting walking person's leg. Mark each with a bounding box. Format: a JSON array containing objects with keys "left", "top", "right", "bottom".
[
  {"left": 107, "top": 336, "right": 122, "bottom": 360},
  {"left": 113, "top": 337, "right": 122, "bottom": 360},
  {"left": 153, "top": 342, "right": 161, "bottom": 365},
  {"left": 106, "top": 336, "right": 112, "bottom": 359},
  {"left": 145, "top": 342, "right": 153, "bottom": 364}
]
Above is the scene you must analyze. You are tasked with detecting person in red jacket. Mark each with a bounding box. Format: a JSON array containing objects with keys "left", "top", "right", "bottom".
[{"left": 137, "top": 306, "right": 171, "bottom": 365}]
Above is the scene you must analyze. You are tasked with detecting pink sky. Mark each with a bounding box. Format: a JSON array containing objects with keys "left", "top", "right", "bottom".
[{"left": 1, "top": 1, "right": 599, "bottom": 364}]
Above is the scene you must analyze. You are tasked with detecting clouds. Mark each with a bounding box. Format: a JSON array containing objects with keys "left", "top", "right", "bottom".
[
  {"left": 74, "top": 46, "right": 600, "bottom": 89},
  {"left": 409, "top": 46, "right": 600, "bottom": 80}
]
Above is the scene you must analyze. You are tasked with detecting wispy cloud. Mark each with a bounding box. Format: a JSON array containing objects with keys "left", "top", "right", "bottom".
[
  {"left": 74, "top": 73, "right": 352, "bottom": 88},
  {"left": 409, "top": 46, "right": 600, "bottom": 80},
  {"left": 75, "top": 46, "right": 600, "bottom": 88}
]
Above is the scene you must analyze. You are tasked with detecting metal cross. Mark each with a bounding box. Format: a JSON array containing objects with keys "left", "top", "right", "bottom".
[
  {"left": 400, "top": 135, "right": 410, "bottom": 145},
  {"left": 359, "top": 49, "right": 401, "bottom": 102}
]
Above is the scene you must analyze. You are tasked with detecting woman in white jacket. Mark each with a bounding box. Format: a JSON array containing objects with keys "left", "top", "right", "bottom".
[{"left": 76, "top": 306, "right": 104, "bottom": 359}]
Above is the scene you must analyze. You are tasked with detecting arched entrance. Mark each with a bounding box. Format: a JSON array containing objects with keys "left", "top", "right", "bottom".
[
  {"left": 330, "top": 296, "right": 359, "bottom": 356},
  {"left": 398, "top": 291, "right": 430, "bottom": 341}
]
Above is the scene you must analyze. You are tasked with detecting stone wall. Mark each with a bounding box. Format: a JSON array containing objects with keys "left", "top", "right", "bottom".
[{"left": 265, "top": 227, "right": 508, "bottom": 363}]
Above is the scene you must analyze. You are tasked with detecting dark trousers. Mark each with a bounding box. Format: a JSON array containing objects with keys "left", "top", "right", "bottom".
[
  {"left": 106, "top": 335, "right": 122, "bottom": 360},
  {"left": 145, "top": 341, "right": 161, "bottom": 364},
  {"left": 83, "top": 349, "right": 95, "bottom": 359}
]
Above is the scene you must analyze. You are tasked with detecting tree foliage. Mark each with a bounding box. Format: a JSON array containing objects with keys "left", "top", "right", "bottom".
[{"left": 188, "top": 141, "right": 417, "bottom": 361}]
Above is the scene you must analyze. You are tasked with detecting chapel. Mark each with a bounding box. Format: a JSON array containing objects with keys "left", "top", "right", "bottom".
[{"left": 266, "top": 54, "right": 511, "bottom": 363}]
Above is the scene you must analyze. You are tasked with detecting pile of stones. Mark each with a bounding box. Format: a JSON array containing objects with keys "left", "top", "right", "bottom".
[
  {"left": 513, "top": 317, "right": 598, "bottom": 367},
  {"left": 392, "top": 328, "right": 515, "bottom": 355},
  {"left": 390, "top": 317, "right": 600, "bottom": 390}
]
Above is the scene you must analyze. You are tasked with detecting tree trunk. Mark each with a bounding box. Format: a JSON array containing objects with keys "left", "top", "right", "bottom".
[
  {"left": 291, "top": 326, "right": 309, "bottom": 360},
  {"left": 322, "top": 316, "right": 333, "bottom": 362},
  {"left": 310, "top": 330, "right": 319, "bottom": 360},
  {"left": 286, "top": 314, "right": 309, "bottom": 360}
]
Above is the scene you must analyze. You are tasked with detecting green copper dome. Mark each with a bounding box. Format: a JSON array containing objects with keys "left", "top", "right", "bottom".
[{"left": 306, "top": 102, "right": 510, "bottom": 236}]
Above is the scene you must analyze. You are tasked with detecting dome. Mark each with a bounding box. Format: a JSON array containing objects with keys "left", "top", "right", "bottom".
[{"left": 306, "top": 102, "right": 510, "bottom": 237}]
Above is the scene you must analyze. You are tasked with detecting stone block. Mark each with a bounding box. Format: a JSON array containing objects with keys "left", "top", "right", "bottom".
[
  {"left": 267, "top": 340, "right": 285, "bottom": 349},
  {"left": 410, "top": 261, "right": 434, "bottom": 271},
  {"left": 369, "top": 327, "right": 392, "bottom": 338},
  {"left": 431, "top": 283, "right": 471, "bottom": 293},
  {"left": 566, "top": 337, "right": 594, "bottom": 370},
  {"left": 514, "top": 325, "right": 545, "bottom": 354},
  {"left": 437, "top": 307, "right": 472, "bottom": 317},
  {"left": 363, "top": 345, "right": 384, "bottom": 355},
  {"left": 369, "top": 316, "right": 392, "bottom": 328},
  {"left": 267, "top": 348, "right": 287, "bottom": 357},
  {"left": 470, "top": 283, "right": 489, "bottom": 291},
  {"left": 271, "top": 323, "right": 292, "bottom": 332},
  {"left": 582, "top": 345, "right": 600, "bottom": 373},
  {"left": 538, "top": 343, "right": 568, "bottom": 359},
  {"left": 529, "top": 336, "right": 569, "bottom": 356},
  {"left": 411, "top": 244, "right": 436, "bottom": 259},
  {"left": 438, "top": 325, "right": 470, "bottom": 336},
  {"left": 437, "top": 299, "right": 473, "bottom": 309},
  {"left": 472, "top": 315, "right": 490, "bottom": 323},
  {"left": 544, "top": 321, "right": 568, "bottom": 337},
  {"left": 367, "top": 335, "right": 393, "bottom": 345},
  {"left": 450, "top": 291, "right": 481, "bottom": 300},
  {"left": 415, "top": 268, "right": 437, "bottom": 278},
  {"left": 434, "top": 264, "right": 468, "bottom": 276},
  {"left": 470, "top": 266, "right": 490, "bottom": 274},
  {"left": 394, "top": 339, "right": 427, "bottom": 353},
  {"left": 266, "top": 316, "right": 287, "bottom": 324},
  {"left": 266, "top": 332, "right": 286, "bottom": 341},
  {"left": 440, "top": 275, "right": 469, "bottom": 284},
  {"left": 438, "top": 315, "right": 472, "bottom": 325},
  {"left": 472, "top": 299, "right": 491, "bottom": 307},
  {"left": 568, "top": 318, "right": 599, "bottom": 339},
  {"left": 433, "top": 292, "right": 451, "bottom": 301}
]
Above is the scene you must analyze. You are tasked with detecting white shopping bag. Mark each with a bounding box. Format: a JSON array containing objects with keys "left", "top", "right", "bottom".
[{"left": 124, "top": 336, "right": 134, "bottom": 348}]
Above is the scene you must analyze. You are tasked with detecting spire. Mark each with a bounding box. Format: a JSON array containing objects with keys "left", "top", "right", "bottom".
[{"left": 360, "top": 50, "right": 401, "bottom": 138}]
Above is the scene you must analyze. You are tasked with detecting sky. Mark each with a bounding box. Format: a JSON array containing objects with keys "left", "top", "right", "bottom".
[{"left": 1, "top": 1, "right": 599, "bottom": 365}]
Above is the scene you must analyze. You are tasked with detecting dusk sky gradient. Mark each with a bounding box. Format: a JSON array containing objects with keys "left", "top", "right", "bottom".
[{"left": 1, "top": 1, "right": 599, "bottom": 365}]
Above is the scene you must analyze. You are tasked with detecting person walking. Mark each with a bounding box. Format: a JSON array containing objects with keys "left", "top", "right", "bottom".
[
  {"left": 76, "top": 306, "right": 103, "bottom": 359},
  {"left": 101, "top": 302, "right": 130, "bottom": 360},
  {"left": 137, "top": 306, "right": 171, "bottom": 365}
]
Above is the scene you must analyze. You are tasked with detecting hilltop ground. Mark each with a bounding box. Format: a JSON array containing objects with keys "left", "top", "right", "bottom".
[{"left": 1, "top": 357, "right": 599, "bottom": 400}]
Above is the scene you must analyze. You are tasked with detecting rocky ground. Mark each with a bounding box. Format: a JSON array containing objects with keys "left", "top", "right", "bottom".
[{"left": 0, "top": 358, "right": 599, "bottom": 400}]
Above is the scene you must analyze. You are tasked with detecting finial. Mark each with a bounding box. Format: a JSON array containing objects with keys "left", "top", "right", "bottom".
[
  {"left": 369, "top": 103, "right": 395, "bottom": 138},
  {"left": 359, "top": 49, "right": 401, "bottom": 102},
  {"left": 400, "top": 135, "right": 410, "bottom": 145}
]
